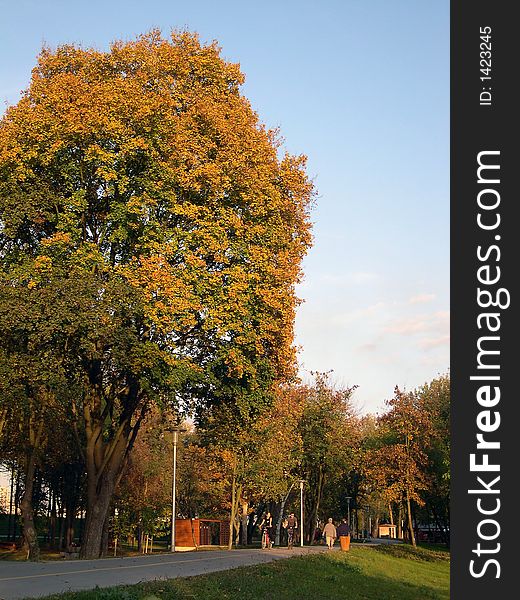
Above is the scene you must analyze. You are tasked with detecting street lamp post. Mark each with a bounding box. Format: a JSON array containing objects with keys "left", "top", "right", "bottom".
[
  {"left": 170, "top": 421, "right": 187, "bottom": 553},
  {"left": 299, "top": 480, "right": 305, "bottom": 547}
]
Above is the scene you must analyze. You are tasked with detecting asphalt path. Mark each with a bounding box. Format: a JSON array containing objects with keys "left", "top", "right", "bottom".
[{"left": 0, "top": 546, "right": 329, "bottom": 599}]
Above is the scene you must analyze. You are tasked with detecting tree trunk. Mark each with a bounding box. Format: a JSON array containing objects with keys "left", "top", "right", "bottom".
[
  {"left": 13, "top": 470, "right": 21, "bottom": 544},
  {"left": 190, "top": 518, "right": 199, "bottom": 548},
  {"left": 20, "top": 451, "right": 39, "bottom": 561},
  {"left": 59, "top": 506, "right": 65, "bottom": 551},
  {"left": 79, "top": 363, "right": 146, "bottom": 559},
  {"left": 0, "top": 406, "right": 7, "bottom": 438},
  {"left": 228, "top": 466, "right": 237, "bottom": 550},
  {"left": 275, "top": 484, "right": 294, "bottom": 546},
  {"left": 65, "top": 498, "right": 76, "bottom": 551},
  {"left": 7, "top": 464, "right": 14, "bottom": 542},
  {"left": 48, "top": 492, "right": 57, "bottom": 548},
  {"left": 373, "top": 515, "right": 380, "bottom": 538},
  {"left": 136, "top": 522, "right": 142, "bottom": 553},
  {"left": 274, "top": 508, "right": 283, "bottom": 547},
  {"left": 240, "top": 499, "right": 248, "bottom": 546},
  {"left": 80, "top": 390, "right": 143, "bottom": 559},
  {"left": 63, "top": 463, "right": 82, "bottom": 551},
  {"left": 81, "top": 419, "right": 127, "bottom": 558},
  {"left": 80, "top": 471, "right": 117, "bottom": 558},
  {"left": 234, "top": 518, "right": 240, "bottom": 546},
  {"left": 406, "top": 490, "right": 416, "bottom": 547},
  {"left": 100, "top": 509, "right": 112, "bottom": 557},
  {"left": 388, "top": 503, "right": 394, "bottom": 525},
  {"left": 307, "top": 467, "right": 324, "bottom": 544},
  {"left": 247, "top": 506, "right": 260, "bottom": 545}
]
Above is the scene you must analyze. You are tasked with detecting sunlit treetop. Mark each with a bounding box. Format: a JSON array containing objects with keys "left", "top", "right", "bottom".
[{"left": 0, "top": 29, "right": 314, "bottom": 388}]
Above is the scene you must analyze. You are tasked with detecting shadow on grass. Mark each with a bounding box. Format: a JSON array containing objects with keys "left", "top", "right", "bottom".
[{"left": 374, "top": 542, "right": 450, "bottom": 562}]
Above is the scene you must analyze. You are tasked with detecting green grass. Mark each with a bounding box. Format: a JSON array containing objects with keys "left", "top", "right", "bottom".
[
  {"left": 374, "top": 542, "right": 450, "bottom": 563},
  {"left": 24, "top": 545, "right": 450, "bottom": 600},
  {"left": 417, "top": 542, "right": 450, "bottom": 555}
]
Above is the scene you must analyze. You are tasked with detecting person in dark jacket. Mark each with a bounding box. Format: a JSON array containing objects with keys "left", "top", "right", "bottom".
[{"left": 337, "top": 518, "right": 351, "bottom": 551}]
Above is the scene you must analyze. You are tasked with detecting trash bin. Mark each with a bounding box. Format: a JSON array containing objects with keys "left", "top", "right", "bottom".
[{"left": 340, "top": 534, "right": 351, "bottom": 551}]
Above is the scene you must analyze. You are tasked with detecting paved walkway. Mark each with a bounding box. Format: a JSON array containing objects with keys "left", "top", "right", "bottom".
[{"left": 0, "top": 546, "right": 328, "bottom": 600}]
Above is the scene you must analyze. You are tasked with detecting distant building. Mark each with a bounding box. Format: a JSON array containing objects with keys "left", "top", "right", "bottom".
[{"left": 378, "top": 523, "right": 397, "bottom": 538}]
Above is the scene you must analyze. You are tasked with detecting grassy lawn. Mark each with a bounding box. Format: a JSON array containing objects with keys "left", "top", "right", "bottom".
[
  {"left": 23, "top": 545, "right": 450, "bottom": 600},
  {"left": 0, "top": 545, "right": 175, "bottom": 561}
]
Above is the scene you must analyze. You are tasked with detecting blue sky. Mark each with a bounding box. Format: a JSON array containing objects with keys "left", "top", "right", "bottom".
[{"left": 0, "top": 0, "right": 449, "bottom": 415}]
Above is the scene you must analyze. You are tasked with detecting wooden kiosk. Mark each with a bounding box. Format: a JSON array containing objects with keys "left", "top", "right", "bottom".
[{"left": 175, "top": 518, "right": 230, "bottom": 549}]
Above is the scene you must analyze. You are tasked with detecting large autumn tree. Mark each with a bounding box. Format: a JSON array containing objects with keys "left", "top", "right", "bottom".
[{"left": 0, "top": 30, "right": 312, "bottom": 558}]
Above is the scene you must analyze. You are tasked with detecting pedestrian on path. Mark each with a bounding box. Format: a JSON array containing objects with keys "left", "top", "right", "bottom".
[
  {"left": 323, "top": 518, "right": 337, "bottom": 550},
  {"left": 337, "top": 518, "right": 351, "bottom": 551}
]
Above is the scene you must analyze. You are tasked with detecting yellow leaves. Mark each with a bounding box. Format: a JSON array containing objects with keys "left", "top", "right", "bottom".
[
  {"left": 84, "top": 144, "right": 113, "bottom": 164},
  {"left": 78, "top": 243, "right": 104, "bottom": 262},
  {"left": 123, "top": 136, "right": 149, "bottom": 152},
  {"left": 185, "top": 254, "right": 205, "bottom": 268},
  {"left": 120, "top": 255, "right": 201, "bottom": 334},
  {"left": 223, "top": 349, "right": 246, "bottom": 379},
  {"left": 34, "top": 255, "right": 52, "bottom": 272},
  {"left": 1, "top": 28, "right": 314, "bottom": 394},
  {"left": 41, "top": 231, "right": 71, "bottom": 247},
  {"left": 23, "top": 256, "right": 54, "bottom": 290},
  {"left": 46, "top": 140, "right": 65, "bottom": 162}
]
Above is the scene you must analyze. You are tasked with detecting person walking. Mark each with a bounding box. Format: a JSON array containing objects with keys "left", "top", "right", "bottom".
[
  {"left": 323, "top": 518, "right": 337, "bottom": 550},
  {"left": 337, "top": 518, "right": 351, "bottom": 551}
]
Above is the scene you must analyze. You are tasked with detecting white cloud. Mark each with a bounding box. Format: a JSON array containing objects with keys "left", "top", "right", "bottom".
[
  {"left": 334, "top": 302, "right": 385, "bottom": 325},
  {"left": 318, "top": 272, "right": 379, "bottom": 287},
  {"left": 409, "top": 293, "right": 436, "bottom": 304},
  {"left": 419, "top": 335, "right": 450, "bottom": 350},
  {"left": 358, "top": 342, "right": 378, "bottom": 352},
  {"left": 383, "top": 311, "right": 449, "bottom": 337}
]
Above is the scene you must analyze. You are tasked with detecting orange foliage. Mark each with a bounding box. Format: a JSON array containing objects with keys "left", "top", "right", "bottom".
[{"left": 0, "top": 29, "right": 313, "bottom": 382}]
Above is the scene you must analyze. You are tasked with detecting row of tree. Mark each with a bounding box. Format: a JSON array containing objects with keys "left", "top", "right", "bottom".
[
  {"left": 1, "top": 369, "right": 450, "bottom": 557},
  {"left": 113, "top": 371, "right": 449, "bottom": 550}
]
